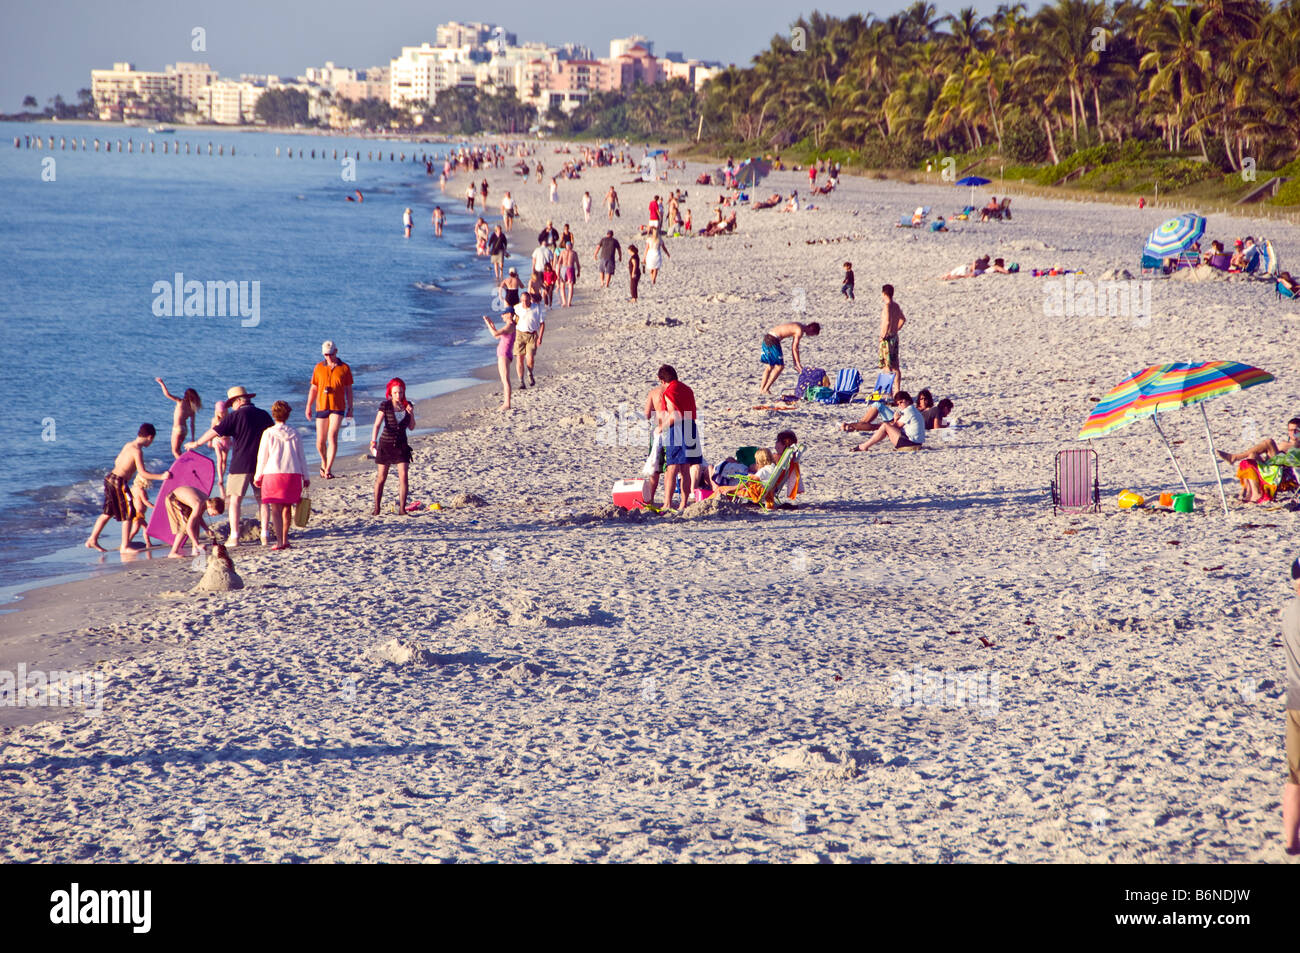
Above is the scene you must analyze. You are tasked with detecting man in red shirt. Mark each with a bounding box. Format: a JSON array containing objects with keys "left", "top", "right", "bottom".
[
  {"left": 649, "top": 195, "right": 660, "bottom": 230},
  {"left": 656, "top": 364, "right": 703, "bottom": 510}
]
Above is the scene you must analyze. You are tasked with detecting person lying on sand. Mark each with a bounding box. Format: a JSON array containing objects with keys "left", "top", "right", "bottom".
[
  {"left": 916, "top": 389, "right": 955, "bottom": 429},
  {"left": 942, "top": 255, "right": 992, "bottom": 280},
  {"left": 850, "top": 392, "right": 925, "bottom": 452},
  {"left": 754, "top": 193, "right": 783, "bottom": 210}
]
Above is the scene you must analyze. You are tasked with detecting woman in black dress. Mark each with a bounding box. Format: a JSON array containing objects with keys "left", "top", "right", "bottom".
[{"left": 369, "top": 377, "right": 415, "bottom": 515}]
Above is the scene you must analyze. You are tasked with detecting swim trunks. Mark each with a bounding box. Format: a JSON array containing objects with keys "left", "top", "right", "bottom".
[
  {"left": 563, "top": 266, "right": 575, "bottom": 282},
  {"left": 879, "top": 333, "right": 900, "bottom": 369},
  {"left": 102, "top": 472, "right": 135, "bottom": 523},
  {"left": 761, "top": 333, "right": 784, "bottom": 366}
]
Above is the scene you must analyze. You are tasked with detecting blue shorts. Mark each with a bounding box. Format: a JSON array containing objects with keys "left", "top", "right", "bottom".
[
  {"left": 761, "top": 339, "right": 784, "bottom": 366},
  {"left": 664, "top": 443, "right": 703, "bottom": 466},
  {"left": 315, "top": 410, "right": 344, "bottom": 419}
]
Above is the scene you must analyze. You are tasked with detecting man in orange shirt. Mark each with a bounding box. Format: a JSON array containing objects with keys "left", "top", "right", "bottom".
[{"left": 305, "top": 340, "right": 353, "bottom": 479}]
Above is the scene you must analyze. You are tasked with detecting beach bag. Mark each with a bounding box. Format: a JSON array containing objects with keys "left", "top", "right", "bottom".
[
  {"left": 805, "top": 385, "right": 834, "bottom": 402},
  {"left": 293, "top": 496, "right": 312, "bottom": 528},
  {"left": 794, "top": 367, "right": 828, "bottom": 400}
]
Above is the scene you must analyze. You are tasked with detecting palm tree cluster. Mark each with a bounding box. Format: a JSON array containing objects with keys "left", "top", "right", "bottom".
[
  {"left": 550, "top": 79, "right": 698, "bottom": 141},
  {"left": 699, "top": 1, "right": 1300, "bottom": 171}
]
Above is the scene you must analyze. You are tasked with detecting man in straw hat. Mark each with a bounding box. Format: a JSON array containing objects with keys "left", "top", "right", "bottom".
[{"left": 188, "top": 385, "right": 273, "bottom": 546}]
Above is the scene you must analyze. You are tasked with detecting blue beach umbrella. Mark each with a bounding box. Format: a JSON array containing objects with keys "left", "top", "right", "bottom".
[
  {"left": 646, "top": 148, "right": 668, "bottom": 157},
  {"left": 955, "top": 175, "right": 991, "bottom": 205},
  {"left": 1144, "top": 212, "right": 1206, "bottom": 258}
]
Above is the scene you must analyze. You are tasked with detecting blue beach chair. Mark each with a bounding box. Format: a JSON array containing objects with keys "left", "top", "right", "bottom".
[{"left": 816, "top": 368, "right": 862, "bottom": 405}]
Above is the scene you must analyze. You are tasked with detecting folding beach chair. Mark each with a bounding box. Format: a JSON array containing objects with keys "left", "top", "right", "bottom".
[
  {"left": 722, "top": 444, "right": 803, "bottom": 509},
  {"left": 816, "top": 368, "right": 862, "bottom": 405},
  {"left": 1257, "top": 239, "right": 1278, "bottom": 277},
  {"left": 1051, "top": 447, "right": 1100, "bottom": 515},
  {"left": 1279, "top": 279, "right": 1298, "bottom": 301},
  {"left": 953, "top": 205, "right": 976, "bottom": 221},
  {"left": 792, "top": 366, "right": 828, "bottom": 400}
]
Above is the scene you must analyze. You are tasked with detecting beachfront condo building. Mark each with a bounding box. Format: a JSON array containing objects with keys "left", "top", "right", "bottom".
[{"left": 91, "top": 61, "right": 218, "bottom": 119}]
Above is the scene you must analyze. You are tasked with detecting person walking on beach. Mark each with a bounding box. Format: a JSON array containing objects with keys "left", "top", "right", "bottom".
[
  {"left": 549, "top": 176, "right": 559, "bottom": 203},
  {"left": 555, "top": 240, "right": 579, "bottom": 307},
  {"left": 595, "top": 230, "right": 622, "bottom": 289},
  {"left": 254, "top": 400, "right": 309, "bottom": 549},
  {"left": 628, "top": 244, "right": 642, "bottom": 302},
  {"left": 513, "top": 291, "right": 544, "bottom": 388},
  {"left": 85, "top": 424, "right": 172, "bottom": 552},
  {"left": 606, "top": 186, "right": 620, "bottom": 220},
  {"left": 188, "top": 386, "right": 273, "bottom": 547},
  {"left": 1283, "top": 555, "right": 1300, "bottom": 856},
  {"left": 537, "top": 220, "right": 559, "bottom": 246},
  {"left": 466, "top": 183, "right": 476, "bottom": 211},
  {"left": 880, "top": 284, "right": 906, "bottom": 391},
  {"left": 499, "top": 266, "right": 523, "bottom": 313},
  {"left": 649, "top": 195, "right": 660, "bottom": 231},
  {"left": 841, "top": 262, "right": 855, "bottom": 300},
  {"left": 488, "top": 224, "right": 508, "bottom": 281},
  {"left": 530, "top": 238, "right": 553, "bottom": 297},
  {"left": 370, "top": 378, "right": 415, "bottom": 515},
  {"left": 582, "top": 190, "right": 592, "bottom": 222},
  {"left": 758, "top": 321, "right": 820, "bottom": 394},
  {"left": 305, "top": 341, "right": 353, "bottom": 480},
  {"left": 432, "top": 206, "right": 444, "bottom": 237},
  {"left": 645, "top": 229, "right": 669, "bottom": 285},
  {"left": 501, "top": 191, "right": 516, "bottom": 232},
  {"left": 154, "top": 378, "right": 200, "bottom": 458},
  {"left": 484, "top": 312, "right": 518, "bottom": 410},
  {"left": 403, "top": 207, "right": 413, "bottom": 238}
]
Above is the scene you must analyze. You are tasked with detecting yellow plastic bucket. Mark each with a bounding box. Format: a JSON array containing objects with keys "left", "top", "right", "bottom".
[{"left": 1117, "top": 490, "right": 1145, "bottom": 509}]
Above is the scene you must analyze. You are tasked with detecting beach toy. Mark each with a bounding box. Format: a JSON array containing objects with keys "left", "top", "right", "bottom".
[
  {"left": 428, "top": 502, "right": 441, "bottom": 511},
  {"left": 405, "top": 501, "right": 424, "bottom": 513},
  {"left": 1117, "top": 490, "right": 1145, "bottom": 509},
  {"left": 1158, "top": 492, "right": 1174, "bottom": 507},
  {"left": 1173, "top": 493, "right": 1195, "bottom": 513}
]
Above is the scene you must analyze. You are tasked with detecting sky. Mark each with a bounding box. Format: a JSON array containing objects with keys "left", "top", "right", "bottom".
[{"left": 0, "top": 0, "right": 1006, "bottom": 112}]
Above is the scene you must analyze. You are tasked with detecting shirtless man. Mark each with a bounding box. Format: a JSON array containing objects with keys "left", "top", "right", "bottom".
[
  {"left": 165, "top": 484, "right": 225, "bottom": 558},
  {"left": 879, "top": 284, "right": 906, "bottom": 392},
  {"left": 555, "top": 241, "right": 580, "bottom": 307},
  {"left": 1219, "top": 417, "right": 1300, "bottom": 466},
  {"left": 86, "top": 424, "right": 172, "bottom": 552},
  {"left": 155, "top": 377, "right": 200, "bottom": 458},
  {"left": 759, "top": 321, "right": 821, "bottom": 394}
]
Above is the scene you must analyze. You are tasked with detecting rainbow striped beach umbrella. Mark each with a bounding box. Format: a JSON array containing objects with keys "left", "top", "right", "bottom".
[
  {"left": 1079, "top": 361, "right": 1274, "bottom": 512},
  {"left": 1143, "top": 213, "right": 1206, "bottom": 258}
]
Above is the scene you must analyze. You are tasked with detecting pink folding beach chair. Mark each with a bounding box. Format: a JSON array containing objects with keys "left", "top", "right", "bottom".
[{"left": 1051, "top": 448, "right": 1100, "bottom": 515}]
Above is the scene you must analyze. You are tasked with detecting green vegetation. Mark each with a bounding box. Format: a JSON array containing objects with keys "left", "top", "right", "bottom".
[
  {"left": 548, "top": 79, "right": 698, "bottom": 141},
  {"left": 254, "top": 88, "right": 309, "bottom": 126},
  {"left": 692, "top": 1, "right": 1300, "bottom": 205}
]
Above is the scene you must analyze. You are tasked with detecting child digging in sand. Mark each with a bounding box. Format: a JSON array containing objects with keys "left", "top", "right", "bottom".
[
  {"left": 758, "top": 321, "right": 820, "bottom": 395},
  {"left": 165, "top": 486, "right": 225, "bottom": 557}
]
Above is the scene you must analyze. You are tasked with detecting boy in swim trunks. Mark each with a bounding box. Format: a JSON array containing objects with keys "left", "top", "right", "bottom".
[
  {"left": 86, "top": 423, "right": 172, "bottom": 552},
  {"left": 759, "top": 321, "right": 821, "bottom": 395},
  {"left": 879, "top": 284, "right": 906, "bottom": 392}
]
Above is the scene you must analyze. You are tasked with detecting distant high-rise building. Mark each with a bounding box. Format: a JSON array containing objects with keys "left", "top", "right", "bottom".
[{"left": 610, "top": 36, "right": 653, "bottom": 59}]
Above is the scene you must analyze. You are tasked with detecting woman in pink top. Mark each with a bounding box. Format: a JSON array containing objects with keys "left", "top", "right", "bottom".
[{"left": 253, "top": 400, "right": 309, "bottom": 550}]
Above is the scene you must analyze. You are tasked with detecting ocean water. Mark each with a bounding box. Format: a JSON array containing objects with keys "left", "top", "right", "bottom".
[{"left": 0, "top": 122, "right": 498, "bottom": 597}]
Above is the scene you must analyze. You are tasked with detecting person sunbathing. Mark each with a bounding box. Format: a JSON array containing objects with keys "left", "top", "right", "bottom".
[
  {"left": 1218, "top": 417, "right": 1300, "bottom": 466},
  {"left": 979, "top": 197, "right": 1000, "bottom": 222},
  {"left": 942, "top": 255, "right": 991, "bottom": 280},
  {"left": 989, "top": 257, "right": 1012, "bottom": 274},
  {"left": 754, "top": 193, "right": 783, "bottom": 210},
  {"left": 778, "top": 192, "right": 801, "bottom": 213}
]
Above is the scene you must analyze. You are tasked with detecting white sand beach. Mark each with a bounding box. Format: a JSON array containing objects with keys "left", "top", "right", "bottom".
[{"left": 1, "top": 154, "right": 1298, "bottom": 863}]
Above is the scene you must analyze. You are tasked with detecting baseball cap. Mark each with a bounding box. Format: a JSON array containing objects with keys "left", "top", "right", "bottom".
[{"left": 322, "top": 340, "right": 337, "bottom": 355}]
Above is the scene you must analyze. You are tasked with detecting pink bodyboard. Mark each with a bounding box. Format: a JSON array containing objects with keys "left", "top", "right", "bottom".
[{"left": 146, "top": 450, "right": 217, "bottom": 544}]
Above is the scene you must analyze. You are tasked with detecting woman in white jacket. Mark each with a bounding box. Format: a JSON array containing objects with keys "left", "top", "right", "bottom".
[{"left": 254, "top": 400, "right": 310, "bottom": 550}]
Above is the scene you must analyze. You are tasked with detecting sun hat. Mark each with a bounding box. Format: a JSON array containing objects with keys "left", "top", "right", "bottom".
[
  {"left": 226, "top": 385, "right": 255, "bottom": 401},
  {"left": 322, "top": 340, "right": 337, "bottom": 355}
]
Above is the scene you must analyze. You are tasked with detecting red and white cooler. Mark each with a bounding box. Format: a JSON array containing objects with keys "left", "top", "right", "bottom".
[{"left": 612, "top": 478, "right": 648, "bottom": 510}]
